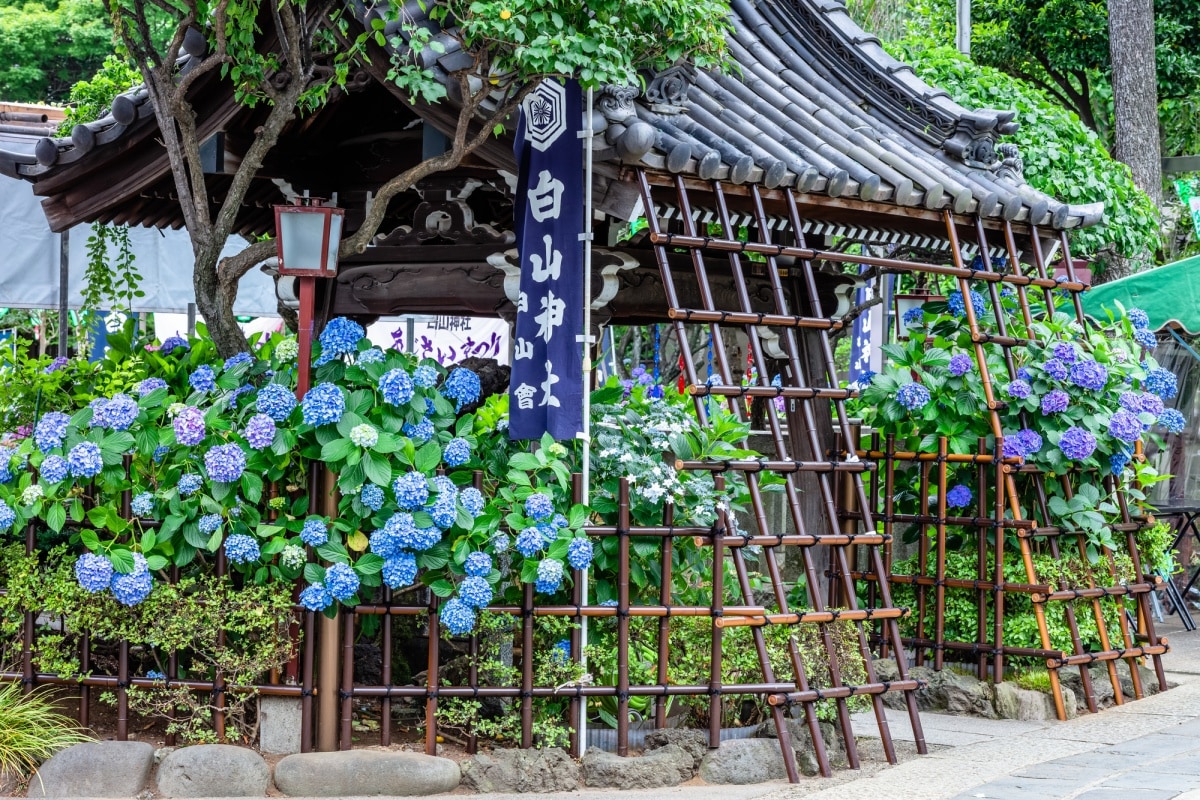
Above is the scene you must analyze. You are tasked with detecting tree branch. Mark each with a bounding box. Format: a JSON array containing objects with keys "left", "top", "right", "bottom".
[{"left": 217, "top": 238, "right": 277, "bottom": 289}]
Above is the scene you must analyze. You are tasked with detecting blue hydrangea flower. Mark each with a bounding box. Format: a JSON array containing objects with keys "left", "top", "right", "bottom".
[
  {"left": 853, "top": 370, "right": 876, "bottom": 389},
  {"left": 552, "top": 513, "right": 570, "bottom": 530},
  {"left": 349, "top": 424, "right": 379, "bottom": 449},
  {"left": 464, "top": 551, "right": 492, "bottom": 577},
  {"left": 491, "top": 532, "right": 511, "bottom": 551},
  {"left": 67, "top": 442, "right": 104, "bottom": 479},
  {"left": 443, "top": 438, "right": 470, "bottom": 467},
  {"left": 535, "top": 558, "right": 564, "bottom": 593},
  {"left": 403, "top": 419, "right": 435, "bottom": 443},
  {"left": 1016, "top": 367, "right": 1033, "bottom": 383},
  {"left": 205, "top": 443, "right": 247, "bottom": 484},
  {"left": 110, "top": 554, "right": 153, "bottom": 607},
  {"left": 244, "top": 414, "right": 276, "bottom": 451},
  {"left": 224, "top": 352, "right": 253, "bottom": 370},
  {"left": 75, "top": 553, "right": 113, "bottom": 592},
  {"left": 1108, "top": 409, "right": 1145, "bottom": 443},
  {"left": 0, "top": 447, "right": 16, "bottom": 484},
  {"left": 94, "top": 394, "right": 139, "bottom": 431},
  {"left": 441, "top": 597, "right": 476, "bottom": 636},
  {"left": 945, "top": 484, "right": 973, "bottom": 508},
  {"left": 459, "top": 576, "right": 493, "bottom": 608},
  {"left": 393, "top": 472, "right": 429, "bottom": 510},
  {"left": 224, "top": 533, "right": 260, "bottom": 563},
  {"left": 1042, "top": 358, "right": 1070, "bottom": 381},
  {"left": 460, "top": 487, "right": 484, "bottom": 517},
  {"left": 189, "top": 365, "right": 217, "bottom": 393},
  {"left": 1119, "top": 391, "right": 1164, "bottom": 417},
  {"left": 135, "top": 377, "right": 167, "bottom": 397},
  {"left": 429, "top": 498, "right": 457, "bottom": 530},
  {"left": 1052, "top": 343, "right": 1077, "bottom": 363},
  {"left": 947, "top": 290, "right": 987, "bottom": 318},
  {"left": 567, "top": 538, "right": 594, "bottom": 570},
  {"left": 359, "top": 484, "right": 385, "bottom": 512},
  {"left": 947, "top": 354, "right": 973, "bottom": 377},
  {"left": 159, "top": 336, "right": 189, "bottom": 353},
  {"left": 1133, "top": 328, "right": 1157, "bottom": 351},
  {"left": 301, "top": 383, "right": 345, "bottom": 426},
  {"left": 358, "top": 348, "right": 385, "bottom": 364},
  {"left": 369, "top": 526, "right": 402, "bottom": 558},
  {"left": 1128, "top": 308, "right": 1150, "bottom": 329},
  {"left": 902, "top": 306, "right": 924, "bottom": 326},
  {"left": 299, "top": 583, "right": 333, "bottom": 611},
  {"left": 153, "top": 445, "right": 169, "bottom": 463},
  {"left": 1002, "top": 429, "right": 1043, "bottom": 459},
  {"left": 33, "top": 412, "right": 70, "bottom": 453},
  {"left": 131, "top": 492, "right": 155, "bottom": 517},
  {"left": 178, "top": 474, "right": 202, "bottom": 497},
  {"left": 896, "top": 382, "right": 931, "bottom": 411},
  {"left": 525, "top": 492, "right": 554, "bottom": 521},
  {"left": 227, "top": 384, "right": 255, "bottom": 409},
  {"left": 44, "top": 356, "right": 69, "bottom": 373},
  {"left": 256, "top": 384, "right": 297, "bottom": 421},
  {"left": 413, "top": 365, "right": 439, "bottom": 388},
  {"left": 41, "top": 454, "right": 68, "bottom": 483},
  {"left": 1145, "top": 367, "right": 1178, "bottom": 400},
  {"left": 551, "top": 640, "right": 572, "bottom": 663},
  {"left": 1159, "top": 408, "right": 1187, "bottom": 434},
  {"left": 382, "top": 552, "right": 418, "bottom": 588},
  {"left": 536, "top": 523, "right": 557, "bottom": 547},
  {"left": 173, "top": 406, "right": 206, "bottom": 446},
  {"left": 146, "top": 670, "right": 166, "bottom": 681},
  {"left": 316, "top": 317, "right": 365, "bottom": 365},
  {"left": 408, "top": 526, "right": 442, "bottom": 552},
  {"left": 301, "top": 517, "right": 329, "bottom": 547},
  {"left": 1041, "top": 390, "right": 1069, "bottom": 414},
  {"left": 324, "top": 563, "right": 360, "bottom": 601},
  {"left": 442, "top": 368, "right": 481, "bottom": 410},
  {"left": 199, "top": 513, "right": 222, "bottom": 534},
  {"left": 0, "top": 499, "right": 14, "bottom": 532},
  {"left": 379, "top": 369, "right": 415, "bottom": 406},
  {"left": 1058, "top": 426, "right": 1097, "bottom": 461},
  {"left": 516, "top": 528, "right": 543, "bottom": 557},
  {"left": 1110, "top": 451, "right": 1132, "bottom": 474},
  {"left": 1069, "top": 360, "right": 1108, "bottom": 392},
  {"left": 1004, "top": 380, "right": 1031, "bottom": 400}
]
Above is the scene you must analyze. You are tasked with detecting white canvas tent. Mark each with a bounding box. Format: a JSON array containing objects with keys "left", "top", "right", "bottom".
[{"left": 0, "top": 174, "right": 280, "bottom": 316}]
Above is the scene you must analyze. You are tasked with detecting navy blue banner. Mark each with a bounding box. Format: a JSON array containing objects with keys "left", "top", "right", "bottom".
[{"left": 509, "top": 79, "right": 585, "bottom": 440}]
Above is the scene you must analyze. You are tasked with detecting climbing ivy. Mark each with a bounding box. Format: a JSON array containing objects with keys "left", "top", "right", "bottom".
[{"left": 82, "top": 222, "right": 143, "bottom": 321}]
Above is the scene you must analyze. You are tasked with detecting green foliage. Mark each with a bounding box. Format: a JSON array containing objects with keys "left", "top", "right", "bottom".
[
  {"left": 57, "top": 55, "right": 140, "bottom": 134},
  {"left": 0, "top": 681, "right": 89, "bottom": 781},
  {"left": 0, "top": 0, "right": 113, "bottom": 103},
  {"left": 890, "top": 45, "right": 1159, "bottom": 269},
  {"left": 0, "top": 341, "right": 94, "bottom": 435},
  {"left": 81, "top": 222, "right": 143, "bottom": 320},
  {"left": 1136, "top": 520, "right": 1179, "bottom": 577}
]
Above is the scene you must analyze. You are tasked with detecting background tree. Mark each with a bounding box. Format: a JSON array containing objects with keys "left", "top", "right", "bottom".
[
  {"left": 102, "top": 0, "right": 730, "bottom": 357},
  {"left": 0, "top": 0, "right": 114, "bottom": 102},
  {"left": 1108, "top": 0, "right": 1162, "bottom": 218}
]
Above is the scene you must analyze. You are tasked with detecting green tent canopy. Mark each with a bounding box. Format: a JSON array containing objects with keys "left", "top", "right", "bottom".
[{"left": 1081, "top": 254, "right": 1200, "bottom": 334}]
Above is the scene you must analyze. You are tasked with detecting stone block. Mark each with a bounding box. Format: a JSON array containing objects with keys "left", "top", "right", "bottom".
[
  {"left": 459, "top": 747, "right": 579, "bottom": 793},
  {"left": 581, "top": 744, "right": 693, "bottom": 789},
  {"left": 155, "top": 744, "right": 269, "bottom": 797},
  {"left": 643, "top": 729, "right": 709, "bottom": 771},
  {"left": 993, "top": 682, "right": 1051, "bottom": 721},
  {"left": 258, "top": 696, "right": 303, "bottom": 755},
  {"left": 699, "top": 738, "right": 789, "bottom": 784},
  {"left": 29, "top": 741, "right": 154, "bottom": 798},
  {"left": 273, "top": 750, "right": 460, "bottom": 797}
]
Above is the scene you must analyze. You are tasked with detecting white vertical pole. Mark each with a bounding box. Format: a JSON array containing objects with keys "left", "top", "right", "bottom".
[
  {"left": 578, "top": 84, "right": 595, "bottom": 751},
  {"left": 956, "top": 0, "right": 971, "bottom": 55}
]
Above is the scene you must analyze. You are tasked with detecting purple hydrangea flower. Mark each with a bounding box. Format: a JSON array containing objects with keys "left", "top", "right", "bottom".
[
  {"left": 33, "top": 412, "right": 70, "bottom": 453},
  {"left": 159, "top": 336, "right": 189, "bottom": 353},
  {"left": 1042, "top": 358, "right": 1070, "bottom": 381},
  {"left": 135, "top": 377, "right": 167, "bottom": 397},
  {"left": 1017, "top": 367, "right": 1033, "bottom": 382},
  {"left": 1058, "top": 426, "right": 1097, "bottom": 461},
  {"left": 44, "top": 356, "right": 69, "bottom": 373},
  {"left": 1119, "top": 391, "right": 1164, "bottom": 417},
  {"left": 324, "top": 563, "right": 360, "bottom": 601},
  {"left": 75, "top": 553, "right": 113, "bottom": 592},
  {"left": 442, "top": 368, "right": 481, "bottom": 410},
  {"left": 440, "top": 597, "right": 476, "bottom": 635},
  {"left": 382, "top": 552, "right": 418, "bottom": 588},
  {"left": 67, "top": 442, "right": 104, "bottom": 479},
  {"left": 173, "top": 406, "right": 206, "bottom": 446},
  {"left": 224, "top": 534, "right": 260, "bottom": 564},
  {"left": 1041, "top": 390, "right": 1069, "bottom": 414},
  {"left": 1107, "top": 409, "right": 1144, "bottom": 443},
  {"left": 256, "top": 384, "right": 297, "bottom": 421},
  {"left": 1052, "top": 343, "right": 1077, "bottom": 363},
  {"left": 535, "top": 558, "right": 564, "bottom": 593},
  {"left": 189, "top": 365, "right": 216, "bottom": 393},
  {"left": 1069, "top": 359, "right": 1108, "bottom": 391},
  {"left": 896, "top": 382, "right": 931, "bottom": 411},
  {"left": 40, "top": 454, "right": 68, "bottom": 483},
  {"left": 301, "top": 383, "right": 345, "bottom": 426},
  {"left": 947, "top": 354, "right": 973, "bottom": 377},
  {"left": 299, "top": 583, "right": 333, "bottom": 611},
  {"left": 945, "top": 484, "right": 973, "bottom": 508},
  {"left": 567, "top": 538, "right": 594, "bottom": 570},
  {"left": 1002, "top": 429, "right": 1043, "bottom": 459},
  {"left": 464, "top": 551, "right": 492, "bottom": 577},
  {"left": 1005, "top": 380, "right": 1031, "bottom": 400},
  {"left": 244, "top": 414, "right": 276, "bottom": 450},
  {"left": 459, "top": 576, "right": 493, "bottom": 608},
  {"left": 204, "top": 443, "right": 247, "bottom": 484},
  {"left": 1159, "top": 408, "right": 1187, "bottom": 434},
  {"left": 379, "top": 368, "right": 415, "bottom": 406}
]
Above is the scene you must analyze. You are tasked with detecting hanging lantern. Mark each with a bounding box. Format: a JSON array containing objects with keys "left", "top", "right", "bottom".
[
  {"left": 274, "top": 198, "right": 344, "bottom": 277},
  {"left": 893, "top": 287, "right": 944, "bottom": 341}
]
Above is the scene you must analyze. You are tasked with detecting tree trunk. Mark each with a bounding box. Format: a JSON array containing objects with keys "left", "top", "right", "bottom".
[
  {"left": 1109, "top": 0, "right": 1162, "bottom": 213},
  {"left": 193, "top": 252, "right": 250, "bottom": 357}
]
